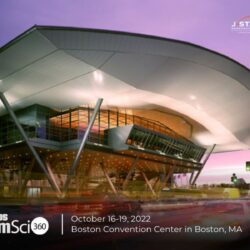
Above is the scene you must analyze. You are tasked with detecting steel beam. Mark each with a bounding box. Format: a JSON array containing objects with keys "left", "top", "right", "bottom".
[
  {"left": 155, "top": 166, "right": 166, "bottom": 192},
  {"left": 141, "top": 171, "right": 156, "bottom": 197},
  {"left": 45, "top": 159, "right": 61, "bottom": 194},
  {"left": 123, "top": 156, "right": 139, "bottom": 189},
  {"left": 0, "top": 92, "right": 61, "bottom": 194},
  {"left": 158, "top": 165, "right": 174, "bottom": 192},
  {"left": 191, "top": 144, "right": 216, "bottom": 185},
  {"left": 164, "top": 166, "right": 174, "bottom": 185},
  {"left": 152, "top": 177, "right": 160, "bottom": 189},
  {"left": 63, "top": 98, "right": 103, "bottom": 192},
  {"left": 100, "top": 162, "right": 117, "bottom": 194},
  {"left": 189, "top": 171, "right": 195, "bottom": 185}
]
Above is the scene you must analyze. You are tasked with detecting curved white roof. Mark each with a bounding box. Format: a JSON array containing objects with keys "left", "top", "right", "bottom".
[{"left": 0, "top": 26, "right": 250, "bottom": 152}]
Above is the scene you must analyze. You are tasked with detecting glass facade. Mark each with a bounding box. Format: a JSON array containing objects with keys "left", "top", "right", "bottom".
[
  {"left": 0, "top": 104, "right": 193, "bottom": 147},
  {"left": 127, "top": 126, "right": 205, "bottom": 162}
]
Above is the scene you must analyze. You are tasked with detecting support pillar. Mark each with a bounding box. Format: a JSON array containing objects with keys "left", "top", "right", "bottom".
[
  {"left": 63, "top": 98, "right": 103, "bottom": 193},
  {"left": 45, "top": 159, "right": 61, "bottom": 194},
  {"left": 123, "top": 156, "right": 139, "bottom": 189},
  {"left": 158, "top": 166, "right": 174, "bottom": 193},
  {"left": 0, "top": 92, "right": 61, "bottom": 195},
  {"left": 152, "top": 177, "right": 160, "bottom": 189},
  {"left": 141, "top": 171, "right": 156, "bottom": 197},
  {"left": 100, "top": 162, "right": 117, "bottom": 194},
  {"left": 189, "top": 171, "right": 195, "bottom": 185},
  {"left": 165, "top": 166, "right": 174, "bottom": 184},
  {"left": 191, "top": 144, "right": 216, "bottom": 185}
]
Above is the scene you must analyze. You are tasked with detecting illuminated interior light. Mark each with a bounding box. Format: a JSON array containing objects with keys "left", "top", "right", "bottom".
[
  {"left": 15, "top": 140, "right": 23, "bottom": 144},
  {"left": 136, "top": 145, "right": 145, "bottom": 150},
  {"left": 156, "top": 150, "right": 165, "bottom": 155},
  {"left": 93, "top": 70, "right": 104, "bottom": 84},
  {"left": 189, "top": 158, "right": 197, "bottom": 162},
  {"left": 189, "top": 94, "right": 197, "bottom": 100}
]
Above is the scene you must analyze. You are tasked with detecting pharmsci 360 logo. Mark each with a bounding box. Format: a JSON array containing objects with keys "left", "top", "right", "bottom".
[{"left": 0, "top": 214, "right": 49, "bottom": 235}]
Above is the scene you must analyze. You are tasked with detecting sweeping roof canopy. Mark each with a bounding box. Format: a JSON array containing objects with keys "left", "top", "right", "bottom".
[{"left": 0, "top": 26, "right": 250, "bottom": 152}]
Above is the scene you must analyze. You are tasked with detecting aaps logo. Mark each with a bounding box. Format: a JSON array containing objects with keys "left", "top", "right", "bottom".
[
  {"left": 231, "top": 15, "right": 250, "bottom": 33},
  {"left": 0, "top": 214, "right": 49, "bottom": 235}
]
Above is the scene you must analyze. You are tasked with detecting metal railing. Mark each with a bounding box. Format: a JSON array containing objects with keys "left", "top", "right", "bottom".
[{"left": 126, "top": 126, "right": 206, "bottom": 162}]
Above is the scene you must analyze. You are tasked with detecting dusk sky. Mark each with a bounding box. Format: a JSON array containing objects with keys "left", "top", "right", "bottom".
[
  {"left": 1, "top": 0, "right": 250, "bottom": 68},
  {"left": 0, "top": 0, "right": 250, "bottom": 184}
]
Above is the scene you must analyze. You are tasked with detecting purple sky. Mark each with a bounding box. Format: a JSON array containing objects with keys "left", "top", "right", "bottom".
[
  {"left": 198, "top": 150, "right": 250, "bottom": 185},
  {"left": 0, "top": 0, "right": 250, "bottom": 184},
  {"left": 1, "top": 0, "right": 250, "bottom": 68}
]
